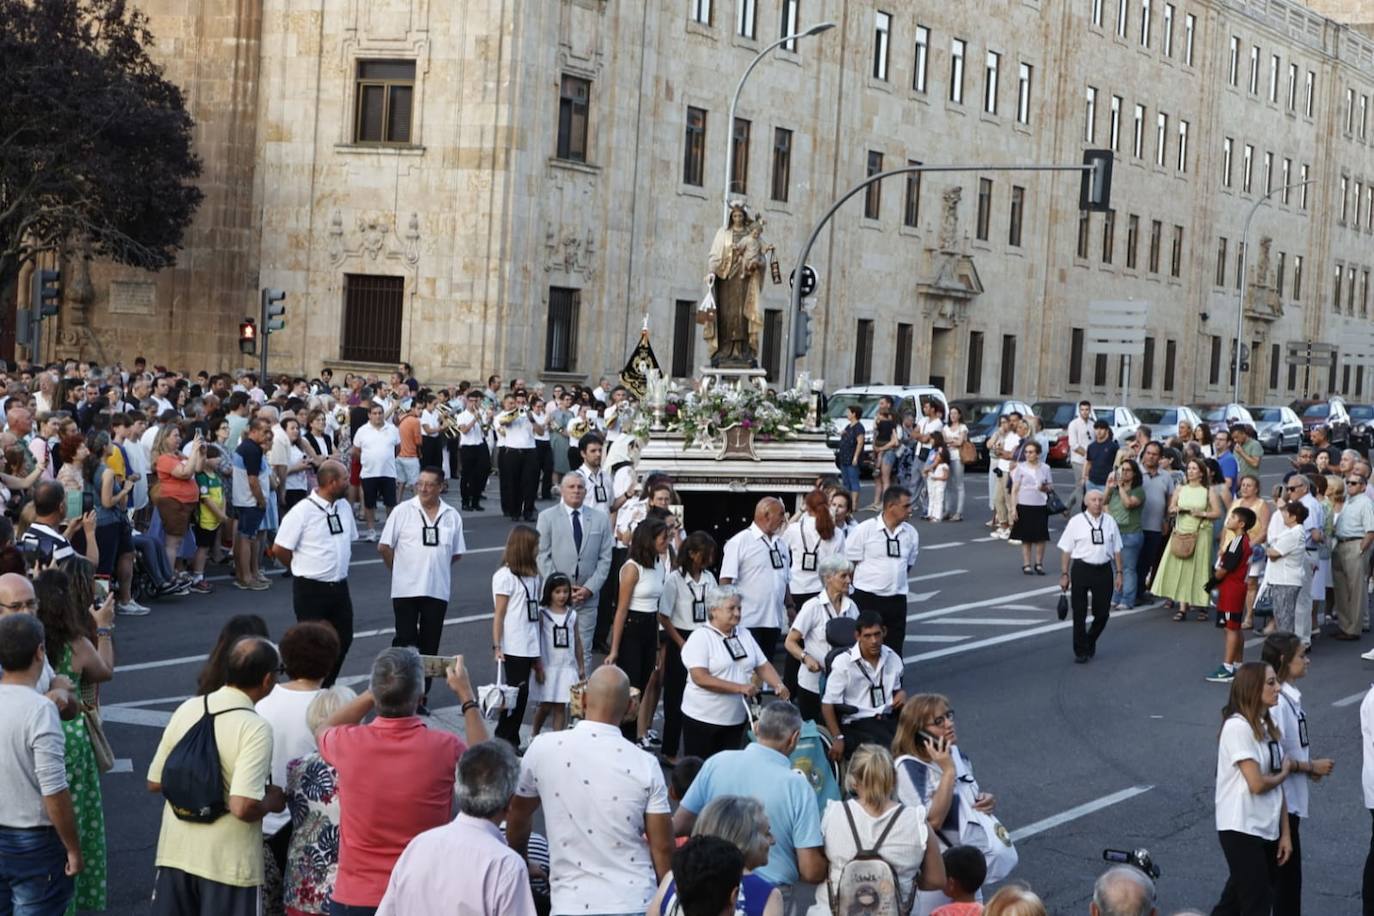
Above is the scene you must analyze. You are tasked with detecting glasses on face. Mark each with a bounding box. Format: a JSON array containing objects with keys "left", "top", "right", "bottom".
[
  {"left": 0, "top": 598, "right": 37, "bottom": 612},
  {"left": 1348, "top": 479, "right": 1366, "bottom": 487},
  {"left": 928, "top": 709, "right": 955, "bottom": 727},
  {"left": 1286, "top": 485, "right": 1302, "bottom": 492}
]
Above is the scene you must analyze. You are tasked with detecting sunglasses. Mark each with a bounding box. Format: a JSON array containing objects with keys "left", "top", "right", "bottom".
[{"left": 1347, "top": 479, "right": 1366, "bottom": 486}]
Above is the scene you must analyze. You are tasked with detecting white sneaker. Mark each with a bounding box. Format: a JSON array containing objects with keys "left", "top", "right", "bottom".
[
  {"left": 117, "top": 601, "right": 151, "bottom": 617},
  {"left": 361, "top": 529, "right": 379, "bottom": 543},
  {"left": 1007, "top": 538, "right": 1023, "bottom": 546},
  {"left": 1361, "top": 647, "right": 1374, "bottom": 661}
]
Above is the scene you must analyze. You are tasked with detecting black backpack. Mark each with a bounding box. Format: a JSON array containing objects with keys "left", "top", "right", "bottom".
[{"left": 161, "top": 696, "right": 251, "bottom": 823}]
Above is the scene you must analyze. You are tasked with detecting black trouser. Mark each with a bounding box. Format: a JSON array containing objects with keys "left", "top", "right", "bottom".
[
  {"left": 662, "top": 631, "right": 692, "bottom": 758},
  {"left": 595, "top": 547, "right": 628, "bottom": 649},
  {"left": 840, "top": 714, "right": 899, "bottom": 759},
  {"left": 1274, "top": 812, "right": 1302, "bottom": 916},
  {"left": 535, "top": 440, "right": 554, "bottom": 498},
  {"left": 852, "top": 589, "right": 908, "bottom": 655},
  {"left": 446, "top": 436, "right": 462, "bottom": 480},
  {"left": 459, "top": 444, "right": 491, "bottom": 507},
  {"left": 1071, "top": 559, "right": 1113, "bottom": 658},
  {"left": 1214, "top": 829, "right": 1279, "bottom": 916},
  {"left": 618, "top": 611, "right": 660, "bottom": 692},
  {"left": 796, "top": 686, "right": 822, "bottom": 723},
  {"left": 265, "top": 820, "right": 293, "bottom": 878},
  {"left": 748, "top": 626, "right": 780, "bottom": 662},
  {"left": 1363, "top": 810, "right": 1374, "bottom": 916},
  {"left": 420, "top": 436, "right": 444, "bottom": 472},
  {"left": 499, "top": 447, "right": 537, "bottom": 517},
  {"left": 1138, "top": 529, "right": 1165, "bottom": 598},
  {"left": 292, "top": 577, "right": 353, "bottom": 687},
  {"left": 284, "top": 489, "right": 308, "bottom": 512},
  {"left": 785, "top": 591, "right": 818, "bottom": 697},
  {"left": 495, "top": 654, "right": 538, "bottom": 745},
  {"left": 682, "top": 715, "right": 746, "bottom": 760},
  {"left": 392, "top": 596, "right": 447, "bottom": 698}
]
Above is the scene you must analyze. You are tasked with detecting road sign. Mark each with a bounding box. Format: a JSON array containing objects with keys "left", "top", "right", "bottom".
[
  {"left": 1085, "top": 300, "right": 1148, "bottom": 355},
  {"left": 789, "top": 265, "right": 818, "bottom": 298},
  {"left": 1286, "top": 340, "right": 1335, "bottom": 368}
]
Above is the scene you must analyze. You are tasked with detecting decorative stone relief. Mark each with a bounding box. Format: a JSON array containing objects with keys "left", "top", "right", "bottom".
[
  {"left": 919, "top": 185, "right": 981, "bottom": 326},
  {"left": 327, "top": 209, "right": 423, "bottom": 271},
  {"left": 544, "top": 226, "right": 597, "bottom": 284}
]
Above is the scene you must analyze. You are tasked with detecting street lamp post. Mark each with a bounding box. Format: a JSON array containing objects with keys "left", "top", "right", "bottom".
[
  {"left": 1232, "top": 178, "right": 1315, "bottom": 405},
  {"left": 722, "top": 21, "right": 837, "bottom": 226}
]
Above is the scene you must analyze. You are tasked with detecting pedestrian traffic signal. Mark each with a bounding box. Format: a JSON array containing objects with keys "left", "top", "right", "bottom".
[
  {"left": 34, "top": 270, "right": 60, "bottom": 318},
  {"left": 239, "top": 318, "right": 257, "bottom": 355},
  {"left": 793, "top": 306, "right": 813, "bottom": 359},
  {"left": 261, "top": 288, "right": 286, "bottom": 333}
]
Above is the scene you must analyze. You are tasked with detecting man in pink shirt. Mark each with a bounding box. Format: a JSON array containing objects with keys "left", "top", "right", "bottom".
[{"left": 318, "top": 648, "right": 488, "bottom": 915}]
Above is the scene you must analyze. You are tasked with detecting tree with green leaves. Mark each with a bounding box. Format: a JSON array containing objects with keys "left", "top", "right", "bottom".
[{"left": 0, "top": 0, "right": 202, "bottom": 312}]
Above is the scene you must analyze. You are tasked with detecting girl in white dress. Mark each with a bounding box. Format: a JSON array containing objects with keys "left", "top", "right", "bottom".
[
  {"left": 530, "top": 573, "right": 584, "bottom": 734},
  {"left": 924, "top": 434, "right": 951, "bottom": 522}
]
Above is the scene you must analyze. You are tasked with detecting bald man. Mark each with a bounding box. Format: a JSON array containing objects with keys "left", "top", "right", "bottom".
[
  {"left": 0, "top": 574, "right": 76, "bottom": 719},
  {"left": 1090, "top": 865, "right": 1157, "bottom": 916},
  {"left": 506, "top": 666, "right": 673, "bottom": 915},
  {"left": 720, "top": 498, "right": 791, "bottom": 658}
]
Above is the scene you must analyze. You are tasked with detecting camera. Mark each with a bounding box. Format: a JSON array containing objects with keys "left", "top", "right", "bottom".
[{"left": 1103, "top": 847, "right": 1160, "bottom": 879}]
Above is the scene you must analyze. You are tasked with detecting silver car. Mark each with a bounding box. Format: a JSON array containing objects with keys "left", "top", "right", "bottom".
[
  {"left": 1131, "top": 405, "right": 1203, "bottom": 443},
  {"left": 1247, "top": 405, "right": 1303, "bottom": 453}
]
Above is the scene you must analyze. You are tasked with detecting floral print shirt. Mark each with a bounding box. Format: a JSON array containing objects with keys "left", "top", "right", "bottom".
[{"left": 283, "top": 753, "right": 341, "bottom": 914}]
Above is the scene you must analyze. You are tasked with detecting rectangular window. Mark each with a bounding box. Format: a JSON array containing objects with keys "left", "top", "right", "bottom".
[
  {"left": 1228, "top": 36, "right": 1239, "bottom": 87},
  {"left": 950, "top": 39, "right": 966, "bottom": 103},
  {"left": 894, "top": 323, "right": 914, "bottom": 385},
  {"left": 1263, "top": 151, "right": 1273, "bottom": 194},
  {"left": 1000, "top": 335, "right": 1016, "bottom": 396},
  {"left": 1184, "top": 14, "right": 1196, "bottom": 66},
  {"left": 1077, "top": 211, "right": 1091, "bottom": 259},
  {"left": 1270, "top": 342, "right": 1281, "bottom": 390},
  {"left": 1084, "top": 86, "right": 1098, "bottom": 143},
  {"left": 1148, "top": 219, "right": 1162, "bottom": 272},
  {"left": 1356, "top": 181, "right": 1364, "bottom": 231},
  {"left": 1277, "top": 251, "right": 1287, "bottom": 295},
  {"left": 976, "top": 178, "right": 993, "bottom": 241},
  {"left": 737, "top": 0, "right": 756, "bottom": 37},
  {"left": 341, "top": 273, "right": 404, "bottom": 363},
  {"left": 1162, "top": 3, "right": 1174, "bottom": 56},
  {"left": 1177, "top": 120, "right": 1189, "bottom": 172},
  {"left": 1102, "top": 210, "right": 1116, "bottom": 263},
  {"left": 1017, "top": 63, "right": 1032, "bottom": 125},
  {"left": 770, "top": 127, "right": 792, "bottom": 202},
  {"left": 354, "top": 60, "right": 416, "bottom": 145},
  {"left": 864, "top": 151, "right": 883, "bottom": 219},
  {"left": 1288, "top": 359, "right": 1297, "bottom": 392},
  {"left": 1117, "top": 0, "right": 1129, "bottom": 38},
  {"left": 1305, "top": 70, "right": 1315, "bottom": 117},
  {"left": 1009, "top": 185, "right": 1025, "bottom": 247},
  {"left": 967, "top": 331, "right": 984, "bottom": 394},
  {"left": 1171, "top": 225, "right": 1183, "bottom": 277},
  {"left": 1335, "top": 264, "right": 1344, "bottom": 311},
  {"left": 1288, "top": 62, "right": 1298, "bottom": 110},
  {"left": 1142, "top": 336, "right": 1155, "bottom": 389},
  {"left": 1094, "top": 353, "right": 1108, "bottom": 388},
  {"left": 1249, "top": 45, "right": 1260, "bottom": 94},
  {"left": 1092, "top": 0, "right": 1103, "bottom": 27},
  {"left": 1222, "top": 137, "right": 1233, "bottom": 187},
  {"left": 671, "top": 300, "right": 697, "bottom": 377},
  {"left": 761, "top": 309, "right": 782, "bottom": 382},
  {"left": 1294, "top": 254, "right": 1304, "bottom": 300},
  {"left": 1126, "top": 214, "right": 1139, "bottom": 269},
  {"left": 1140, "top": 0, "right": 1151, "bottom": 47},
  {"left": 779, "top": 0, "right": 799, "bottom": 49},
  {"left": 690, "top": 0, "right": 711, "bottom": 25},
  {"left": 1300, "top": 164, "right": 1310, "bottom": 209},
  {"left": 1349, "top": 87, "right": 1357, "bottom": 133},
  {"left": 683, "top": 106, "right": 707, "bottom": 186},
  {"left": 1364, "top": 269, "right": 1370, "bottom": 316},
  {"left": 1164, "top": 338, "right": 1177, "bottom": 390},
  {"left": 1350, "top": 266, "right": 1358, "bottom": 313},
  {"left": 1368, "top": 186, "right": 1374, "bottom": 229},
  {"left": 984, "top": 51, "right": 1000, "bottom": 115},
  {"left": 873, "top": 11, "right": 891, "bottom": 80},
  {"left": 854, "top": 320, "right": 875, "bottom": 384},
  {"left": 1209, "top": 335, "right": 1222, "bottom": 385},
  {"left": 556, "top": 75, "right": 590, "bottom": 162},
  {"left": 729, "top": 117, "right": 750, "bottom": 194},
  {"left": 1155, "top": 112, "right": 1167, "bottom": 166},
  {"left": 1341, "top": 175, "right": 1350, "bottom": 223},
  {"left": 1330, "top": 351, "right": 1340, "bottom": 395},
  {"left": 1269, "top": 54, "right": 1280, "bottom": 103},
  {"left": 913, "top": 26, "right": 930, "bottom": 93},
  {"left": 903, "top": 159, "right": 922, "bottom": 228},
  {"left": 1216, "top": 236, "right": 1228, "bottom": 286},
  {"left": 1363, "top": 95, "right": 1369, "bottom": 139},
  {"left": 1069, "top": 327, "right": 1085, "bottom": 385},
  {"left": 1133, "top": 104, "right": 1145, "bottom": 158},
  {"left": 1282, "top": 158, "right": 1292, "bottom": 203},
  {"left": 1242, "top": 143, "right": 1253, "bottom": 192},
  {"left": 545, "top": 286, "right": 581, "bottom": 372},
  {"left": 1109, "top": 96, "right": 1122, "bottom": 151}
]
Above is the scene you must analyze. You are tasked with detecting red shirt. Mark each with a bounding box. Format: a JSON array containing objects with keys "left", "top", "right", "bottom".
[{"left": 318, "top": 717, "right": 465, "bottom": 906}]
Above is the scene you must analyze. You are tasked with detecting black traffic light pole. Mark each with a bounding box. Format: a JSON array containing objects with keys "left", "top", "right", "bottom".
[
  {"left": 784, "top": 156, "right": 1112, "bottom": 386},
  {"left": 259, "top": 288, "right": 285, "bottom": 379}
]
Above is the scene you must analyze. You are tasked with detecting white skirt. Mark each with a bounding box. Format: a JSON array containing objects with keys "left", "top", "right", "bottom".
[{"left": 530, "top": 663, "right": 579, "bottom": 704}]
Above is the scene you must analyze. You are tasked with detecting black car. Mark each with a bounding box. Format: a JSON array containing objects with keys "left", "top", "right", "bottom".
[
  {"left": 1350, "top": 404, "right": 1374, "bottom": 451},
  {"left": 1294, "top": 399, "right": 1351, "bottom": 447},
  {"left": 951, "top": 398, "right": 1037, "bottom": 469}
]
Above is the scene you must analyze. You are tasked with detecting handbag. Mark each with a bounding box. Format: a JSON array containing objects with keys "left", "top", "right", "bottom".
[
  {"left": 84, "top": 705, "right": 116, "bottom": 773},
  {"left": 1045, "top": 489, "right": 1067, "bottom": 516},
  {"left": 477, "top": 660, "right": 521, "bottom": 723},
  {"left": 1169, "top": 530, "right": 1197, "bottom": 559},
  {"left": 1056, "top": 591, "right": 1069, "bottom": 621},
  {"left": 959, "top": 439, "right": 976, "bottom": 464}
]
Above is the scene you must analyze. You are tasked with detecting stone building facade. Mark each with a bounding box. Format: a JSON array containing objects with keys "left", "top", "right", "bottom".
[{"left": 36, "top": 0, "right": 1374, "bottom": 404}]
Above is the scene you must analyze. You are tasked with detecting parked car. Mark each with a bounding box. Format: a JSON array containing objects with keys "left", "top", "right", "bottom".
[
  {"left": 1246, "top": 405, "right": 1304, "bottom": 453},
  {"left": 1093, "top": 406, "right": 1141, "bottom": 447},
  {"left": 1349, "top": 404, "right": 1374, "bottom": 452},
  {"left": 1048, "top": 432, "right": 1070, "bottom": 466},
  {"left": 1293, "top": 398, "right": 1350, "bottom": 446},
  {"left": 824, "top": 384, "right": 950, "bottom": 470},
  {"left": 1193, "top": 403, "right": 1256, "bottom": 431},
  {"left": 1031, "top": 401, "right": 1078, "bottom": 468},
  {"left": 1131, "top": 405, "right": 1203, "bottom": 443},
  {"left": 950, "top": 398, "right": 1046, "bottom": 469}
]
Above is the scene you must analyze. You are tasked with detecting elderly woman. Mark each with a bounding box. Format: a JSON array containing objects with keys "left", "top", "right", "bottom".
[
  {"left": 784, "top": 556, "right": 859, "bottom": 722},
  {"left": 648, "top": 795, "right": 784, "bottom": 916},
  {"left": 1009, "top": 440, "right": 1054, "bottom": 575},
  {"left": 680, "top": 585, "right": 789, "bottom": 759},
  {"left": 283, "top": 686, "right": 357, "bottom": 916}
]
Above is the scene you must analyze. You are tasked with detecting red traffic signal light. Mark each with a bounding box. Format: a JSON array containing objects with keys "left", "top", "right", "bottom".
[{"left": 239, "top": 318, "right": 257, "bottom": 355}]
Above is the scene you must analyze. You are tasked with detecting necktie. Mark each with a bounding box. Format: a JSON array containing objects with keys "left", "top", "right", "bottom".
[{"left": 571, "top": 509, "right": 583, "bottom": 552}]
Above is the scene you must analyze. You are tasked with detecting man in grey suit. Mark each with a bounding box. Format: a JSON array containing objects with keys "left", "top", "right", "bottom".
[{"left": 537, "top": 474, "right": 614, "bottom": 670}]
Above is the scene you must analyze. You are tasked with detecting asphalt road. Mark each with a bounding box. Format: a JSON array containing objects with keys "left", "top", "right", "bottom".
[{"left": 93, "top": 453, "right": 1374, "bottom": 914}]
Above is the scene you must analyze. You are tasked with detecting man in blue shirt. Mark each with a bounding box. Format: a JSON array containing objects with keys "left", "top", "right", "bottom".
[
  {"left": 1213, "top": 427, "right": 1239, "bottom": 495},
  {"left": 672, "top": 702, "right": 826, "bottom": 891},
  {"left": 1083, "top": 422, "right": 1119, "bottom": 493}
]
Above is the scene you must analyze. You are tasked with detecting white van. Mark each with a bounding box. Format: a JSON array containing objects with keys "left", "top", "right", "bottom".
[{"left": 824, "top": 385, "right": 950, "bottom": 465}]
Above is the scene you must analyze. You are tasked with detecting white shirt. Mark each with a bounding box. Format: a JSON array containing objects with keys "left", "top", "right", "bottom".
[
  {"left": 806, "top": 802, "right": 928, "bottom": 916},
  {"left": 419, "top": 409, "right": 441, "bottom": 439},
  {"left": 502, "top": 413, "right": 536, "bottom": 450},
  {"left": 1264, "top": 523, "right": 1306, "bottom": 586},
  {"left": 151, "top": 395, "right": 174, "bottom": 415},
  {"left": 1361, "top": 685, "right": 1374, "bottom": 808},
  {"left": 659, "top": 568, "right": 718, "bottom": 632},
  {"left": 1215, "top": 714, "right": 1284, "bottom": 840},
  {"left": 822, "top": 645, "right": 905, "bottom": 723},
  {"left": 1067, "top": 415, "right": 1093, "bottom": 465},
  {"left": 789, "top": 594, "right": 859, "bottom": 693},
  {"left": 353, "top": 422, "right": 400, "bottom": 478},
  {"left": 1274, "top": 682, "right": 1311, "bottom": 819},
  {"left": 720, "top": 523, "right": 791, "bottom": 629},
  {"left": 612, "top": 464, "right": 637, "bottom": 501},
  {"left": 917, "top": 416, "right": 944, "bottom": 443},
  {"left": 577, "top": 464, "right": 614, "bottom": 512},
  {"left": 782, "top": 515, "right": 847, "bottom": 595},
  {"left": 455, "top": 409, "right": 486, "bottom": 446},
  {"left": 615, "top": 496, "right": 649, "bottom": 539},
  {"left": 493, "top": 566, "right": 544, "bottom": 659},
  {"left": 845, "top": 518, "right": 919, "bottom": 596},
  {"left": 1055, "top": 511, "right": 1123, "bottom": 564},
  {"left": 254, "top": 685, "right": 321, "bottom": 834},
  {"left": 998, "top": 431, "right": 1022, "bottom": 473},
  {"left": 284, "top": 444, "right": 309, "bottom": 492},
  {"left": 515, "top": 721, "right": 670, "bottom": 915},
  {"left": 531, "top": 410, "right": 550, "bottom": 442},
  {"left": 680, "top": 625, "right": 767, "bottom": 726},
  {"left": 273, "top": 493, "right": 355, "bottom": 582},
  {"left": 125, "top": 437, "right": 151, "bottom": 510},
  {"left": 139, "top": 423, "right": 161, "bottom": 457},
  {"left": 379, "top": 497, "right": 466, "bottom": 600}
]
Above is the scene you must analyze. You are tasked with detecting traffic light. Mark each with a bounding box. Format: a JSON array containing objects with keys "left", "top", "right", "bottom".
[
  {"left": 793, "top": 306, "right": 813, "bottom": 359},
  {"left": 261, "top": 288, "right": 286, "bottom": 333},
  {"left": 1079, "top": 150, "right": 1114, "bottom": 212},
  {"left": 239, "top": 318, "right": 257, "bottom": 355},
  {"left": 34, "top": 270, "right": 60, "bottom": 318}
]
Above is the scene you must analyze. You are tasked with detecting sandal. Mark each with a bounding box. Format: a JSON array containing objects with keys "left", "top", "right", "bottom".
[
  {"left": 1197, "top": 609, "right": 1210, "bottom": 621},
  {"left": 1022, "top": 565, "right": 1034, "bottom": 575},
  {"left": 1034, "top": 564, "right": 1046, "bottom": 576},
  {"left": 1172, "top": 609, "right": 1187, "bottom": 621}
]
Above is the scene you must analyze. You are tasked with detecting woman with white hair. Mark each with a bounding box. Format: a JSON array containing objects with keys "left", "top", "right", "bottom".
[
  {"left": 283, "top": 685, "right": 358, "bottom": 915},
  {"left": 680, "top": 585, "right": 790, "bottom": 759},
  {"left": 784, "top": 556, "right": 858, "bottom": 722},
  {"left": 647, "top": 795, "right": 784, "bottom": 916}
]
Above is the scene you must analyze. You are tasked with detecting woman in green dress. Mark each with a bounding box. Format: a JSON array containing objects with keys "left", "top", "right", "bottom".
[
  {"left": 1155, "top": 457, "right": 1224, "bottom": 621},
  {"left": 35, "top": 564, "right": 113, "bottom": 913}
]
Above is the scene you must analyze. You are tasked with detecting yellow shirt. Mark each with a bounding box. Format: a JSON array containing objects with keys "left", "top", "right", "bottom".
[
  {"left": 104, "top": 448, "right": 126, "bottom": 479},
  {"left": 146, "top": 686, "right": 273, "bottom": 887}
]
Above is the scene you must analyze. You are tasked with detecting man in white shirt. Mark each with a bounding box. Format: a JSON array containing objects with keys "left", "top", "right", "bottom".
[
  {"left": 845, "top": 486, "right": 919, "bottom": 653},
  {"left": 1334, "top": 474, "right": 1374, "bottom": 642},
  {"left": 821, "top": 610, "right": 906, "bottom": 760},
  {"left": 351, "top": 403, "right": 401, "bottom": 541},
  {"left": 379, "top": 467, "right": 465, "bottom": 710},
  {"left": 272, "top": 461, "right": 356, "bottom": 686},
  {"left": 497, "top": 390, "right": 542, "bottom": 523},
  {"left": 991, "top": 414, "right": 1022, "bottom": 538},
  {"left": 720, "top": 497, "right": 791, "bottom": 658},
  {"left": 1067, "top": 400, "right": 1094, "bottom": 513},
  {"left": 1056, "top": 489, "right": 1124, "bottom": 664},
  {"left": 455, "top": 389, "right": 491, "bottom": 512},
  {"left": 417, "top": 391, "right": 445, "bottom": 473},
  {"left": 506, "top": 666, "right": 673, "bottom": 915}
]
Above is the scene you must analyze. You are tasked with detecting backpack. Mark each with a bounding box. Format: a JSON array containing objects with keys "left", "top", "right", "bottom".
[
  {"left": 827, "top": 801, "right": 917, "bottom": 916},
  {"left": 160, "top": 696, "right": 250, "bottom": 823}
]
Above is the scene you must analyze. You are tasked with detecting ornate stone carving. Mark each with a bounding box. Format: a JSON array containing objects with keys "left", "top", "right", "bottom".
[
  {"left": 920, "top": 185, "right": 980, "bottom": 326},
  {"left": 1245, "top": 235, "right": 1282, "bottom": 322},
  {"left": 328, "top": 211, "right": 346, "bottom": 264},
  {"left": 939, "top": 186, "right": 962, "bottom": 251},
  {"left": 360, "top": 214, "right": 387, "bottom": 259},
  {"left": 544, "top": 226, "right": 597, "bottom": 283},
  {"left": 327, "top": 211, "right": 422, "bottom": 271}
]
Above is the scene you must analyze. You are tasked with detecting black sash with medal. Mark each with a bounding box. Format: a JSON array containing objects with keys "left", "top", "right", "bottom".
[
  {"left": 687, "top": 580, "right": 707, "bottom": 624},
  {"left": 855, "top": 655, "right": 887, "bottom": 709},
  {"left": 799, "top": 527, "right": 818, "bottom": 572},
  {"left": 519, "top": 576, "right": 541, "bottom": 623},
  {"left": 1283, "top": 694, "right": 1310, "bottom": 748},
  {"left": 1089, "top": 517, "right": 1105, "bottom": 546},
  {"left": 312, "top": 497, "right": 344, "bottom": 535},
  {"left": 420, "top": 510, "right": 441, "bottom": 547},
  {"left": 765, "top": 537, "right": 785, "bottom": 570},
  {"left": 1267, "top": 737, "right": 1284, "bottom": 774},
  {"left": 544, "top": 610, "right": 571, "bottom": 648},
  {"left": 722, "top": 634, "right": 748, "bottom": 661},
  {"left": 588, "top": 471, "right": 608, "bottom": 503},
  {"left": 885, "top": 529, "right": 903, "bottom": 559}
]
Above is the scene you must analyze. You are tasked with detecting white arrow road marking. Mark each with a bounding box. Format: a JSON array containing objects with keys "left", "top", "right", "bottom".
[{"left": 906, "top": 590, "right": 942, "bottom": 603}]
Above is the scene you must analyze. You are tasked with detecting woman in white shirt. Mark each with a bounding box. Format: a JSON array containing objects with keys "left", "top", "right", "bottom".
[
  {"left": 943, "top": 406, "right": 970, "bottom": 522},
  {"left": 1261, "top": 633, "right": 1335, "bottom": 914},
  {"left": 782, "top": 489, "right": 847, "bottom": 610},
  {"left": 605, "top": 517, "right": 669, "bottom": 741},
  {"left": 807, "top": 744, "right": 944, "bottom": 916},
  {"left": 1009, "top": 441, "right": 1055, "bottom": 575},
  {"left": 1211, "top": 661, "right": 1295, "bottom": 915},
  {"left": 680, "top": 585, "right": 789, "bottom": 759},
  {"left": 281, "top": 417, "right": 312, "bottom": 512},
  {"left": 491, "top": 525, "right": 544, "bottom": 746},
  {"left": 658, "top": 531, "right": 719, "bottom": 764},
  {"left": 830, "top": 490, "right": 857, "bottom": 539},
  {"left": 784, "top": 556, "right": 857, "bottom": 723}
]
